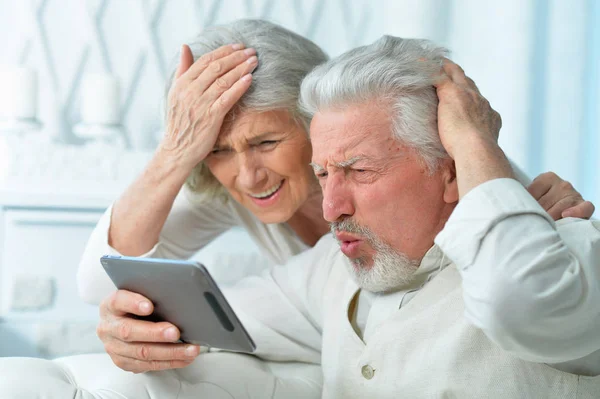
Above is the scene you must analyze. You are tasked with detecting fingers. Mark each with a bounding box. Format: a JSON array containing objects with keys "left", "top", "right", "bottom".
[
  {"left": 210, "top": 73, "right": 253, "bottom": 116},
  {"left": 100, "top": 290, "right": 154, "bottom": 318},
  {"left": 192, "top": 47, "right": 257, "bottom": 94},
  {"left": 531, "top": 174, "right": 577, "bottom": 212},
  {"left": 98, "top": 290, "right": 183, "bottom": 344},
  {"left": 442, "top": 58, "right": 469, "bottom": 86},
  {"left": 545, "top": 195, "right": 583, "bottom": 221},
  {"left": 203, "top": 53, "right": 257, "bottom": 100},
  {"left": 107, "top": 340, "right": 200, "bottom": 363},
  {"left": 465, "top": 76, "right": 481, "bottom": 94},
  {"left": 111, "top": 354, "right": 195, "bottom": 374},
  {"left": 527, "top": 172, "right": 556, "bottom": 200},
  {"left": 175, "top": 44, "right": 194, "bottom": 79},
  {"left": 536, "top": 182, "right": 578, "bottom": 213},
  {"left": 98, "top": 316, "right": 181, "bottom": 343},
  {"left": 183, "top": 43, "right": 248, "bottom": 82},
  {"left": 528, "top": 171, "right": 595, "bottom": 220},
  {"left": 433, "top": 59, "right": 452, "bottom": 89},
  {"left": 436, "top": 58, "right": 480, "bottom": 95},
  {"left": 562, "top": 201, "right": 596, "bottom": 219}
]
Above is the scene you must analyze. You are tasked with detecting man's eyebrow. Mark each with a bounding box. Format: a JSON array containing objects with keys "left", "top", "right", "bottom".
[
  {"left": 310, "top": 162, "right": 325, "bottom": 172},
  {"left": 310, "top": 156, "right": 365, "bottom": 172},
  {"left": 334, "top": 156, "right": 363, "bottom": 168}
]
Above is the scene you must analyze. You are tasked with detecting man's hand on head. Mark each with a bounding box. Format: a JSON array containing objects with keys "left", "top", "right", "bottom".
[
  {"left": 528, "top": 172, "right": 595, "bottom": 220},
  {"left": 434, "top": 59, "right": 514, "bottom": 198},
  {"left": 434, "top": 59, "right": 501, "bottom": 158}
]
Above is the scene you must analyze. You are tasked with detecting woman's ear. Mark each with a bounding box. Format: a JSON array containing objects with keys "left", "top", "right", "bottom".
[{"left": 442, "top": 160, "right": 459, "bottom": 204}]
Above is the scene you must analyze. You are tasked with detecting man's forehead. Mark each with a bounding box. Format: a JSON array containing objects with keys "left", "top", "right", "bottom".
[{"left": 309, "top": 104, "right": 394, "bottom": 164}]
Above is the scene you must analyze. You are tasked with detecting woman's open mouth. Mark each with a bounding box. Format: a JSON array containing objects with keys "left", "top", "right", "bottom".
[{"left": 248, "top": 180, "right": 284, "bottom": 206}]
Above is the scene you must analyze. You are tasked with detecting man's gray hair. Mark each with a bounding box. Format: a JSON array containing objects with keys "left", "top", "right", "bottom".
[
  {"left": 300, "top": 36, "right": 449, "bottom": 172},
  {"left": 165, "top": 19, "right": 328, "bottom": 197}
]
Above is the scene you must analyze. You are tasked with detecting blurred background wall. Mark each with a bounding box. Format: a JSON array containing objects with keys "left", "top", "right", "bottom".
[
  {"left": 0, "top": 0, "right": 597, "bottom": 357},
  {"left": 0, "top": 0, "right": 597, "bottom": 199}
]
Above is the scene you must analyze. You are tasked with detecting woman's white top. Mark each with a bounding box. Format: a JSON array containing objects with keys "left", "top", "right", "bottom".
[{"left": 77, "top": 186, "right": 308, "bottom": 305}]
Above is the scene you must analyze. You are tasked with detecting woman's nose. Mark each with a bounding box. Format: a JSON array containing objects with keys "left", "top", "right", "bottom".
[{"left": 237, "top": 154, "right": 267, "bottom": 189}]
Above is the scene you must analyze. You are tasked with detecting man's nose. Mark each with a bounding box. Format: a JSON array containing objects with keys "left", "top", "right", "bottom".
[
  {"left": 322, "top": 174, "right": 354, "bottom": 223},
  {"left": 237, "top": 153, "right": 267, "bottom": 189}
]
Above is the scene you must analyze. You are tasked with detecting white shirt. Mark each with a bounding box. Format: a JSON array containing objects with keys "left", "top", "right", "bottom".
[{"left": 223, "top": 178, "right": 600, "bottom": 397}]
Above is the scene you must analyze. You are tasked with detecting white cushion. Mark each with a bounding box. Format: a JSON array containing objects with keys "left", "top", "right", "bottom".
[{"left": 0, "top": 352, "right": 322, "bottom": 398}]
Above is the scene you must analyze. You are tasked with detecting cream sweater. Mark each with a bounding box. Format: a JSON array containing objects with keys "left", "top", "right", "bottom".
[{"left": 224, "top": 179, "right": 600, "bottom": 397}]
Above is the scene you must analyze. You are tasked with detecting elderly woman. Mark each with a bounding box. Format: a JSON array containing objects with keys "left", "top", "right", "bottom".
[
  {"left": 78, "top": 20, "right": 329, "bottom": 303},
  {"left": 74, "top": 18, "right": 593, "bottom": 397}
]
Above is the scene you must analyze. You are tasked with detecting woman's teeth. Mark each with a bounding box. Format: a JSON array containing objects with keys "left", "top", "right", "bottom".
[{"left": 250, "top": 181, "right": 283, "bottom": 199}]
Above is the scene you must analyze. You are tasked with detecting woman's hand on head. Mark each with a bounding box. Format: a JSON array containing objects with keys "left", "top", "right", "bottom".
[
  {"left": 97, "top": 289, "right": 201, "bottom": 373},
  {"left": 527, "top": 172, "right": 595, "bottom": 220},
  {"left": 160, "top": 43, "right": 258, "bottom": 169}
]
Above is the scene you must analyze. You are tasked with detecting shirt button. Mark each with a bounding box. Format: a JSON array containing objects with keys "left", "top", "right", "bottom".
[{"left": 361, "top": 364, "right": 375, "bottom": 380}]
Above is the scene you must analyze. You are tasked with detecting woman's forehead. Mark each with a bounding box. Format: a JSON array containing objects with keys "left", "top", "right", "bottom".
[{"left": 218, "top": 109, "right": 301, "bottom": 142}]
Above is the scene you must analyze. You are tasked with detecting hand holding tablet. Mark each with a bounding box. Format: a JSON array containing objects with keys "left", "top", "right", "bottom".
[{"left": 97, "top": 255, "right": 255, "bottom": 373}]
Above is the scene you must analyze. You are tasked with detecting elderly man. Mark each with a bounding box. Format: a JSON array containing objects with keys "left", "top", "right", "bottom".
[{"left": 224, "top": 36, "right": 600, "bottom": 398}]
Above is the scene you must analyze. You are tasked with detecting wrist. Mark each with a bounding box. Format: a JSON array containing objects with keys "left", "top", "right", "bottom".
[
  {"left": 151, "top": 145, "right": 198, "bottom": 186},
  {"left": 450, "top": 130, "right": 500, "bottom": 161},
  {"left": 452, "top": 133, "right": 513, "bottom": 199},
  {"left": 156, "top": 136, "right": 201, "bottom": 168}
]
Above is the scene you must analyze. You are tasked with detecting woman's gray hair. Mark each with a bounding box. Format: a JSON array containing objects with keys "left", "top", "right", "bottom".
[
  {"left": 299, "top": 36, "right": 449, "bottom": 172},
  {"left": 165, "top": 19, "right": 328, "bottom": 198}
]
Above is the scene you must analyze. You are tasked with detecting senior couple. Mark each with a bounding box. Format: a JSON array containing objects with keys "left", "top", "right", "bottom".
[{"left": 3, "top": 19, "right": 599, "bottom": 398}]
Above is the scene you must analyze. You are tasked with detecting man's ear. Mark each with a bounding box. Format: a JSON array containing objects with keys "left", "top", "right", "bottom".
[{"left": 442, "top": 160, "right": 459, "bottom": 204}]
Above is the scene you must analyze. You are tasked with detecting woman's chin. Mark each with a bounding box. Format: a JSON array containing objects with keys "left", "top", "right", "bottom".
[{"left": 253, "top": 205, "right": 295, "bottom": 224}]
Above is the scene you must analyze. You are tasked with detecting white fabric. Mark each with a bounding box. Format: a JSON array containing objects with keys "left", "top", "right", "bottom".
[
  {"left": 0, "top": 353, "right": 322, "bottom": 399},
  {"left": 436, "top": 178, "right": 600, "bottom": 369},
  {"left": 223, "top": 178, "right": 600, "bottom": 397}
]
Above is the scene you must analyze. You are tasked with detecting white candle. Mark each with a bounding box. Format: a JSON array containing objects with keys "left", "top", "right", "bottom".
[
  {"left": 0, "top": 66, "right": 38, "bottom": 120},
  {"left": 81, "top": 73, "right": 121, "bottom": 125}
]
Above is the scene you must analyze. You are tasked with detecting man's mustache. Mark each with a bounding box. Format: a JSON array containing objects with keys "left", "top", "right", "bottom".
[{"left": 330, "top": 219, "right": 373, "bottom": 238}]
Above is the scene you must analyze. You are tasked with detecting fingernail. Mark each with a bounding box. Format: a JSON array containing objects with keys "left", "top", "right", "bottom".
[
  {"left": 241, "top": 73, "right": 252, "bottom": 82},
  {"left": 164, "top": 327, "right": 178, "bottom": 341},
  {"left": 185, "top": 345, "right": 199, "bottom": 357},
  {"left": 246, "top": 55, "right": 257, "bottom": 65},
  {"left": 244, "top": 48, "right": 256, "bottom": 56},
  {"left": 232, "top": 43, "right": 244, "bottom": 50},
  {"left": 139, "top": 301, "right": 151, "bottom": 313}
]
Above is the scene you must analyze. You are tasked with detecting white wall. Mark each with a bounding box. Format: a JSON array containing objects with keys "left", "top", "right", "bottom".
[{"left": 0, "top": 0, "right": 596, "bottom": 201}]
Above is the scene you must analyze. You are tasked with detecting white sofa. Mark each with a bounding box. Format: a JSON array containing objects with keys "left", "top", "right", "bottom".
[{"left": 0, "top": 351, "right": 322, "bottom": 398}]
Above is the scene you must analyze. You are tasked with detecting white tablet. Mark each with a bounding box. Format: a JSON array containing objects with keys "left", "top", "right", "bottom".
[{"left": 100, "top": 255, "right": 256, "bottom": 353}]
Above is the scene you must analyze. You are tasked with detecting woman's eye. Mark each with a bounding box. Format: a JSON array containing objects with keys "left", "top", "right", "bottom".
[
  {"left": 211, "top": 148, "right": 230, "bottom": 155},
  {"left": 260, "top": 140, "right": 278, "bottom": 146}
]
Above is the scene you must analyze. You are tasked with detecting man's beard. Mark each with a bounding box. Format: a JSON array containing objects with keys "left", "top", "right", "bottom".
[{"left": 331, "top": 219, "right": 420, "bottom": 293}]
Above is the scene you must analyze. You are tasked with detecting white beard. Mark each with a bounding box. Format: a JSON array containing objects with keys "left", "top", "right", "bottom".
[{"left": 331, "top": 219, "right": 420, "bottom": 293}]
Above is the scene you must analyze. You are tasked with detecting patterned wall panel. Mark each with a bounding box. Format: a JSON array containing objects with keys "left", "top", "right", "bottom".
[
  {"left": 0, "top": 0, "right": 382, "bottom": 150},
  {"left": 1, "top": 0, "right": 597, "bottom": 204}
]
